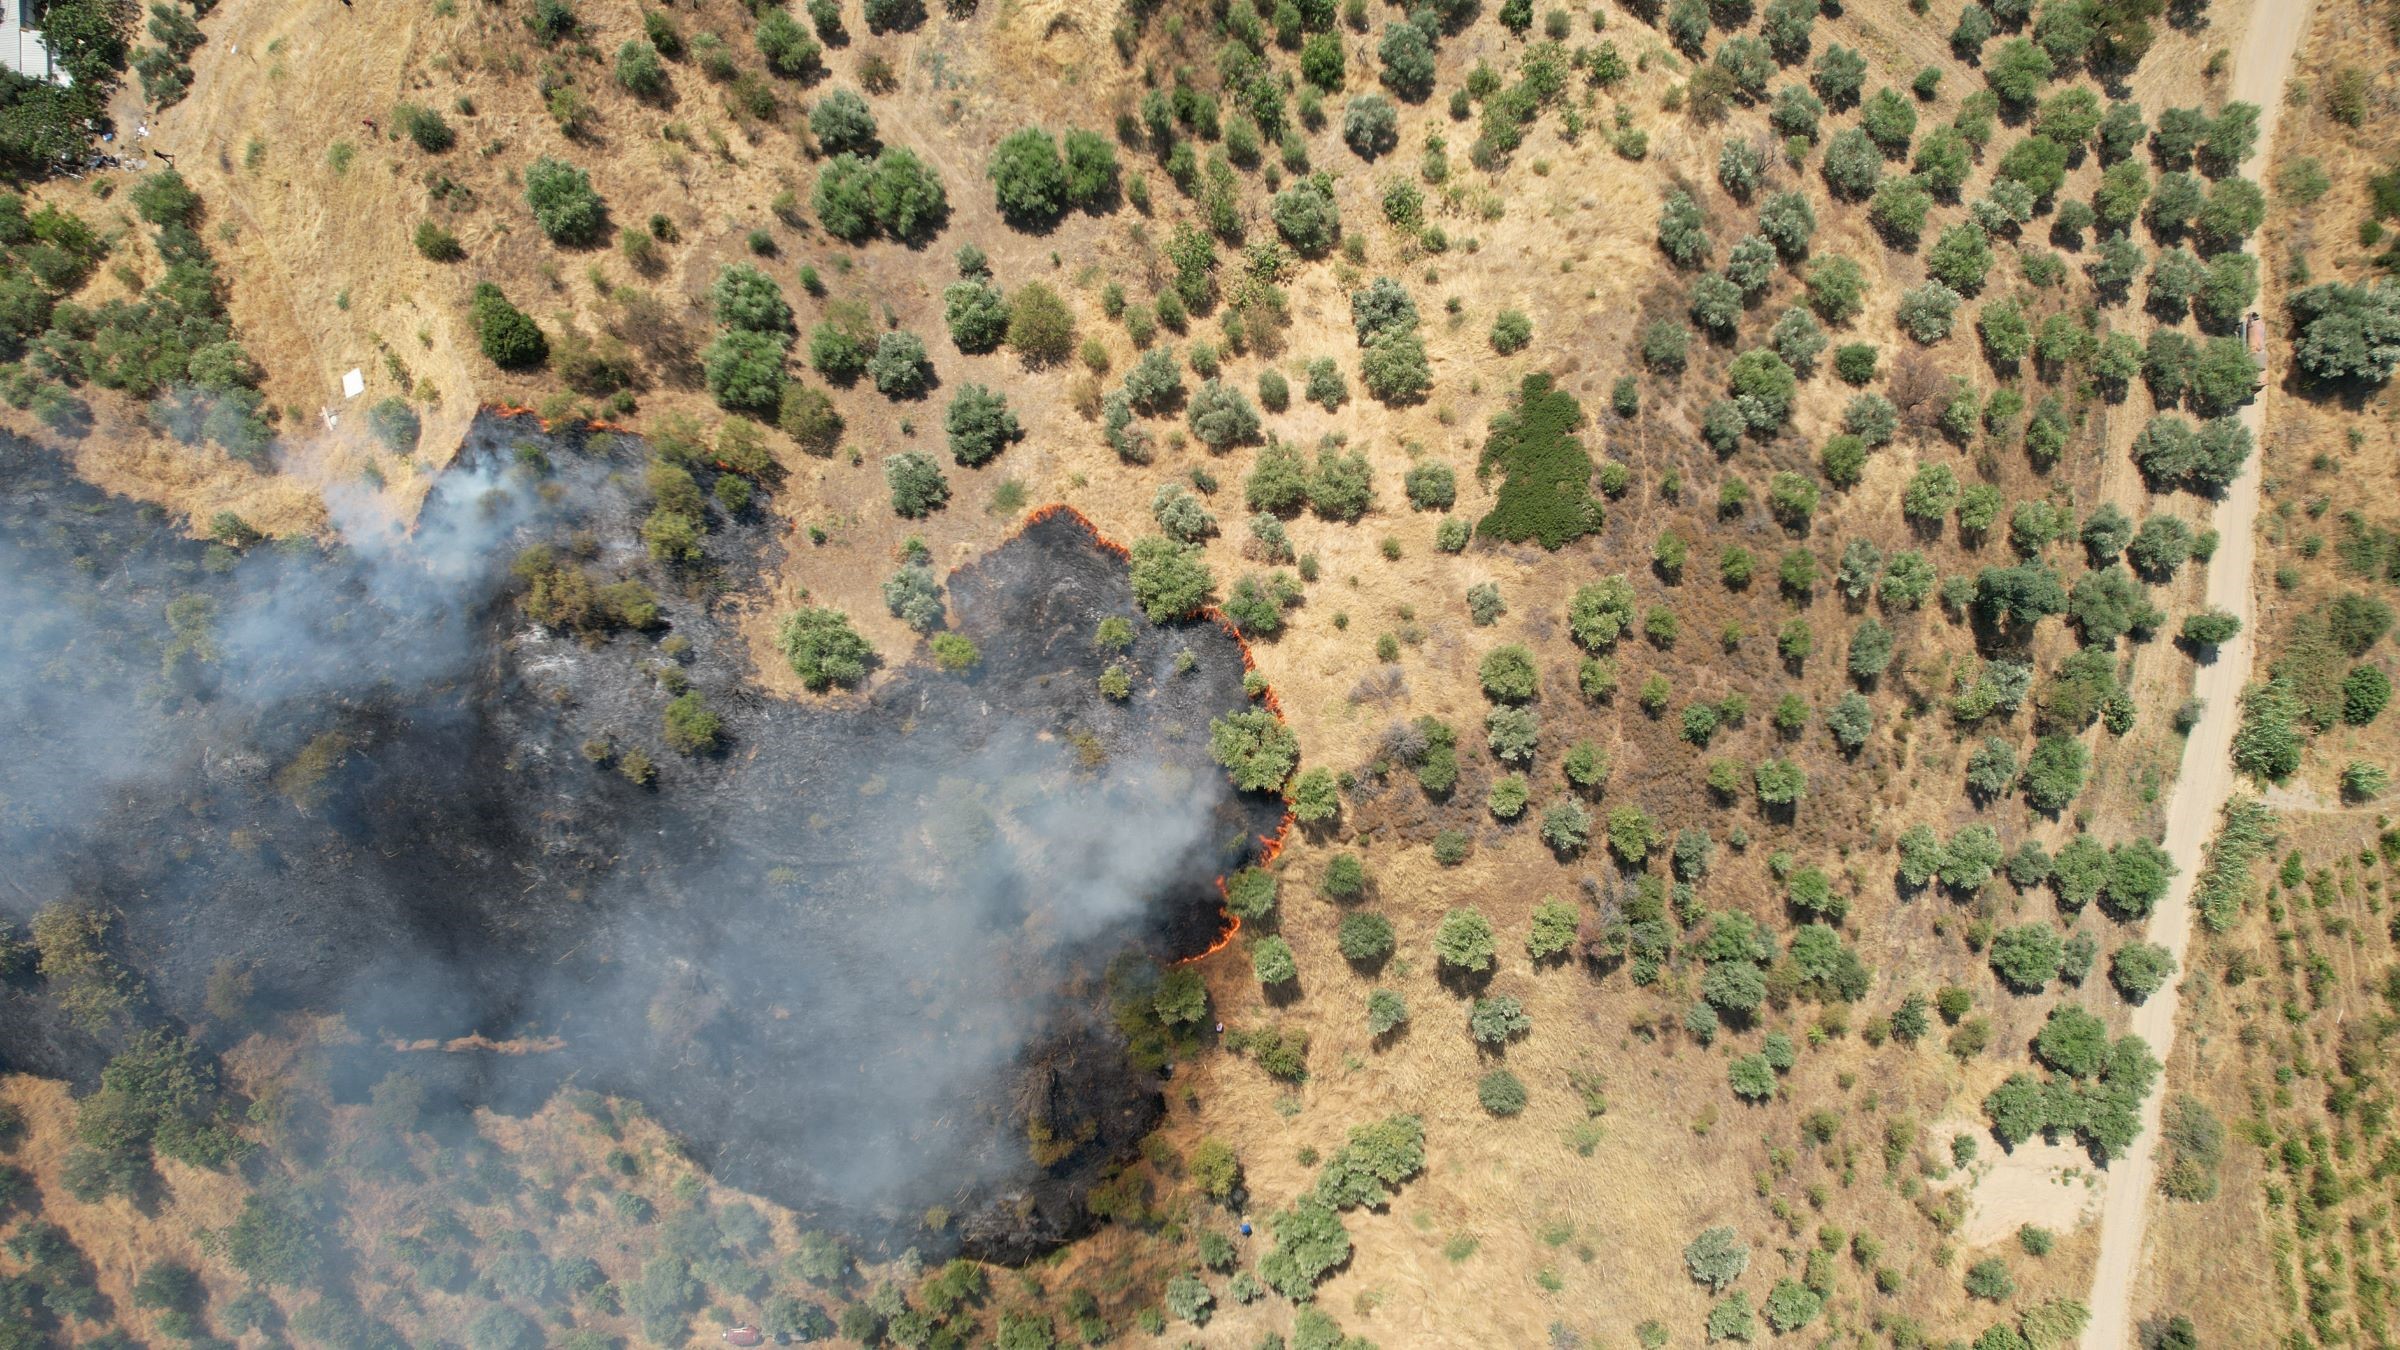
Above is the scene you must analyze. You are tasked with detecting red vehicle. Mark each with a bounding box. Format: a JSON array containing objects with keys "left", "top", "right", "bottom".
[
  {"left": 722, "top": 1326, "right": 765, "bottom": 1348},
  {"left": 2244, "top": 310, "right": 2267, "bottom": 361}
]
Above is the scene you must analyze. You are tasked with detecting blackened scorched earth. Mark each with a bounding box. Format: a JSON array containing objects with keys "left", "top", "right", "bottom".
[{"left": 0, "top": 415, "right": 1281, "bottom": 1260}]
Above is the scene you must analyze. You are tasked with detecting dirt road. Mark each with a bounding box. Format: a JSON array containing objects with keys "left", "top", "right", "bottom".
[{"left": 2078, "top": 3, "right": 2312, "bottom": 1345}]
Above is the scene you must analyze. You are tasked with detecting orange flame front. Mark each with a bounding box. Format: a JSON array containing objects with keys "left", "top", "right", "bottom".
[
  {"left": 996, "top": 505, "right": 1298, "bottom": 965},
  {"left": 1191, "top": 877, "right": 1245, "bottom": 962},
  {"left": 488, "top": 404, "right": 634, "bottom": 436},
  {"left": 1016, "top": 502, "right": 1131, "bottom": 560},
  {"left": 1174, "top": 809, "right": 1299, "bottom": 963}
]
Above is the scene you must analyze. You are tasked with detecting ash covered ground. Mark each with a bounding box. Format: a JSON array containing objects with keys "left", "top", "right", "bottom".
[{"left": 0, "top": 414, "right": 1280, "bottom": 1259}]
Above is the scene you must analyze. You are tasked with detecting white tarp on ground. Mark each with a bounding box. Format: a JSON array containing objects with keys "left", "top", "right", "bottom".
[{"left": 341, "top": 369, "right": 365, "bottom": 399}]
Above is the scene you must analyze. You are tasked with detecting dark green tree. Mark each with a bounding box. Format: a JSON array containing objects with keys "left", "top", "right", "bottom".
[{"left": 988, "top": 128, "right": 1068, "bottom": 227}]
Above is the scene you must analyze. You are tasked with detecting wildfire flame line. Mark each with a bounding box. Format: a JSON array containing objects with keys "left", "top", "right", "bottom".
[
  {"left": 387, "top": 1033, "right": 567, "bottom": 1054},
  {"left": 1179, "top": 809, "right": 1298, "bottom": 963},
  {"left": 996, "top": 505, "right": 1296, "bottom": 965},
  {"left": 488, "top": 404, "right": 634, "bottom": 437}
]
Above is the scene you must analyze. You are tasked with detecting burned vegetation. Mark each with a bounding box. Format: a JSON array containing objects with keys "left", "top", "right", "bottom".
[{"left": 0, "top": 414, "right": 1284, "bottom": 1278}]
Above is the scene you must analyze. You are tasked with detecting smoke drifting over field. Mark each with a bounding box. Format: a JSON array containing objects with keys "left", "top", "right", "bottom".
[{"left": 0, "top": 416, "right": 1278, "bottom": 1255}]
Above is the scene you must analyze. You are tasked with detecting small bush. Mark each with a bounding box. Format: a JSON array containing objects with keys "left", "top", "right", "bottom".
[
  {"left": 614, "top": 41, "right": 667, "bottom": 98},
  {"left": 395, "top": 103, "right": 455, "bottom": 153},
  {"left": 863, "top": 0, "right": 924, "bottom": 32},
  {"left": 662, "top": 692, "right": 723, "bottom": 753},
  {"left": 1132, "top": 536, "right": 1216, "bottom": 620},
  {"left": 1685, "top": 1227, "right": 1749, "bottom": 1292},
  {"left": 1477, "top": 1069, "right": 1527, "bottom": 1116},
  {"left": 1343, "top": 93, "right": 1401, "bottom": 158},
  {"left": 1339, "top": 912, "right": 1395, "bottom": 965},
  {"left": 867, "top": 331, "right": 930, "bottom": 397},
  {"left": 524, "top": 157, "right": 606, "bottom": 245},
  {"left": 1490, "top": 309, "right": 1532, "bottom": 354},
  {"left": 413, "top": 220, "right": 462, "bottom": 261},
  {"left": 945, "top": 384, "right": 1021, "bottom": 465},
  {"left": 1964, "top": 1257, "right": 2015, "bottom": 1301},
  {"left": 1477, "top": 645, "right": 1539, "bottom": 703},
  {"left": 883, "top": 450, "right": 949, "bottom": 517},
  {"left": 756, "top": 9, "right": 822, "bottom": 75},
  {"left": 777, "top": 607, "right": 872, "bottom": 689},
  {"left": 366, "top": 397, "right": 420, "bottom": 453},
  {"left": 988, "top": 128, "right": 1068, "bottom": 227},
  {"left": 471, "top": 284, "right": 547, "bottom": 367},
  {"left": 1209, "top": 708, "right": 1299, "bottom": 791}
]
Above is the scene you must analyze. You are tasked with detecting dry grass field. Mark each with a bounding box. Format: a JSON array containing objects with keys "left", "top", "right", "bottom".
[
  {"left": 1, "top": 0, "right": 2386, "bottom": 1345},
  {"left": 2132, "top": 2, "right": 2400, "bottom": 1345}
]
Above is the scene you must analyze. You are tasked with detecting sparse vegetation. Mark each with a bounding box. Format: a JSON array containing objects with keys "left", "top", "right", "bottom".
[{"left": 0, "top": 6, "right": 2349, "bottom": 1347}]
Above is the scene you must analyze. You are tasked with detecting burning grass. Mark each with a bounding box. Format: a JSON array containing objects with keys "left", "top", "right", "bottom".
[{"left": 1000, "top": 500, "right": 1303, "bottom": 965}]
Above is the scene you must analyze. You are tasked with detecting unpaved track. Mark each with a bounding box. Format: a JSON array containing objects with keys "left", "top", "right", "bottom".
[{"left": 2078, "top": 4, "right": 2312, "bottom": 1344}]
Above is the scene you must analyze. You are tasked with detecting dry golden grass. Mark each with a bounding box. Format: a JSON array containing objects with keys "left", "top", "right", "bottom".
[
  {"left": 0, "top": 0, "right": 2347, "bottom": 1343},
  {"left": 2238, "top": 0, "right": 2400, "bottom": 808},
  {"left": 2137, "top": 803, "right": 2400, "bottom": 1346},
  {"left": 0, "top": 1073, "right": 250, "bottom": 1341},
  {"left": 2130, "top": 2, "right": 2400, "bottom": 1341}
]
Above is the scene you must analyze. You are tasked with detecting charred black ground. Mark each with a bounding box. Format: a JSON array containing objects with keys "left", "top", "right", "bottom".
[{"left": 0, "top": 414, "right": 1279, "bottom": 1259}]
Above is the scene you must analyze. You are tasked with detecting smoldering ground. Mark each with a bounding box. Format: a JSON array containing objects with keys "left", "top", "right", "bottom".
[{"left": 0, "top": 415, "right": 1279, "bottom": 1258}]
